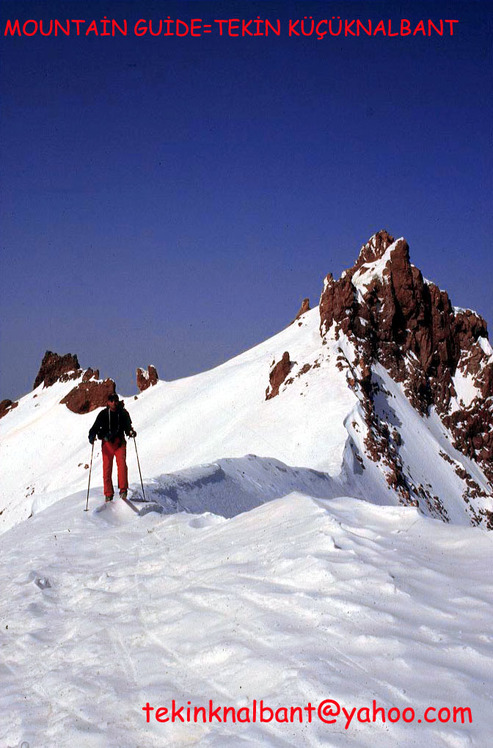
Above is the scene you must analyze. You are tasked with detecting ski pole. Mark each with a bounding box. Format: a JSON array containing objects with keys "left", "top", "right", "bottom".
[
  {"left": 132, "top": 435, "right": 146, "bottom": 501},
  {"left": 85, "top": 442, "right": 95, "bottom": 512}
]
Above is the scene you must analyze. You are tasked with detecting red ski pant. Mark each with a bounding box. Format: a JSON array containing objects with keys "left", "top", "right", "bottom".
[{"left": 102, "top": 439, "right": 128, "bottom": 497}]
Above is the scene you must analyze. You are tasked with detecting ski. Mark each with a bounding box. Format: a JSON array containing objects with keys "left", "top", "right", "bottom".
[
  {"left": 121, "top": 496, "right": 140, "bottom": 514},
  {"left": 91, "top": 495, "right": 163, "bottom": 516},
  {"left": 121, "top": 495, "right": 164, "bottom": 516}
]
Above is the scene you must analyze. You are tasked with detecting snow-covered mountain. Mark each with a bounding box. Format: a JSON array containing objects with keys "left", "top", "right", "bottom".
[
  {"left": 1, "top": 230, "right": 492, "bottom": 532},
  {"left": 1, "top": 231, "right": 493, "bottom": 747}
]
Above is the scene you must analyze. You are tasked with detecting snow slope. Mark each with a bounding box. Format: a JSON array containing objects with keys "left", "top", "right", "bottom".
[
  {"left": 1, "top": 306, "right": 491, "bottom": 533},
  {"left": 1, "top": 490, "right": 492, "bottom": 747},
  {"left": 0, "top": 309, "right": 353, "bottom": 533}
]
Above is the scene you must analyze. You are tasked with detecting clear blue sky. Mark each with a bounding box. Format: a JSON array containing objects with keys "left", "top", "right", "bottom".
[{"left": 1, "top": 1, "right": 491, "bottom": 399}]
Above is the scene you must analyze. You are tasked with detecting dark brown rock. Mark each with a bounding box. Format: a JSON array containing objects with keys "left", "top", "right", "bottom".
[
  {"left": 136, "top": 365, "right": 159, "bottom": 392},
  {"left": 31, "top": 351, "right": 112, "bottom": 414},
  {"left": 82, "top": 368, "right": 100, "bottom": 382},
  {"left": 292, "top": 298, "right": 310, "bottom": 323},
  {"left": 60, "top": 379, "right": 116, "bottom": 414},
  {"left": 350, "top": 230, "right": 395, "bottom": 275},
  {"left": 320, "top": 274, "right": 358, "bottom": 338},
  {"left": 297, "top": 363, "right": 312, "bottom": 377},
  {"left": 266, "top": 352, "right": 293, "bottom": 400},
  {"left": 0, "top": 399, "right": 18, "bottom": 420},
  {"left": 33, "top": 351, "right": 80, "bottom": 390},
  {"left": 481, "top": 362, "right": 493, "bottom": 398}
]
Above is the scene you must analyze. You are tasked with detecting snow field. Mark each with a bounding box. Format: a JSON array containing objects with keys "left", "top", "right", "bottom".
[{"left": 1, "top": 491, "right": 492, "bottom": 747}]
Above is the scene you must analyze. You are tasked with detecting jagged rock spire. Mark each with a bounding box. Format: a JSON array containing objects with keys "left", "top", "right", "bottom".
[
  {"left": 319, "top": 232, "right": 493, "bottom": 485},
  {"left": 33, "top": 351, "right": 80, "bottom": 389},
  {"left": 137, "top": 365, "right": 159, "bottom": 392},
  {"left": 352, "top": 230, "right": 395, "bottom": 272}
]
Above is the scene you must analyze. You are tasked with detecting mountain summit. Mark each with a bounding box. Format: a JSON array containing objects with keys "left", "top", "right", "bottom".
[
  {"left": 318, "top": 231, "right": 492, "bottom": 489},
  {"left": 0, "top": 231, "right": 492, "bottom": 531}
]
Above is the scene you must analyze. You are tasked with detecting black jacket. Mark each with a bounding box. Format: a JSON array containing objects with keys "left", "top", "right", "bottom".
[{"left": 89, "top": 404, "right": 133, "bottom": 444}]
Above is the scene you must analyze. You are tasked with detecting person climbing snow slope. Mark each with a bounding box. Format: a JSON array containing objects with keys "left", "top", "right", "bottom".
[{"left": 88, "top": 393, "right": 136, "bottom": 502}]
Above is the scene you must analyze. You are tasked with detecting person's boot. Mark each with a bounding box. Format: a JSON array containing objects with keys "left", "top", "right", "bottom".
[
  {"left": 105, "top": 495, "right": 114, "bottom": 503},
  {"left": 120, "top": 490, "right": 128, "bottom": 500}
]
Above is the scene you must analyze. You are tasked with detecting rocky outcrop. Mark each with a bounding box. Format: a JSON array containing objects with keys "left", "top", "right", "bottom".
[
  {"left": 351, "top": 229, "right": 395, "bottom": 273},
  {"left": 444, "top": 401, "right": 493, "bottom": 481},
  {"left": 33, "top": 351, "right": 81, "bottom": 389},
  {"left": 320, "top": 274, "right": 358, "bottom": 339},
  {"left": 60, "top": 379, "right": 116, "bottom": 414},
  {"left": 0, "top": 399, "right": 18, "bottom": 420},
  {"left": 31, "top": 350, "right": 114, "bottom": 414},
  {"left": 82, "top": 368, "right": 100, "bottom": 382},
  {"left": 292, "top": 298, "right": 310, "bottom": 324},
  {"left": 137, "top": 365, "right": 159, "bottom": 392},
  {"left": 266, "top": 352, "right": 293, "bottom": 400},
  {"left": 319, "top": 230, "right": 493, "bottom": 487}
]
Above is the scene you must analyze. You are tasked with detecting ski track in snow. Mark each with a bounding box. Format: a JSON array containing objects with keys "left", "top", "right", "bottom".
[{"left": 1, "top": 492, "right": 492, "bottom": 747}]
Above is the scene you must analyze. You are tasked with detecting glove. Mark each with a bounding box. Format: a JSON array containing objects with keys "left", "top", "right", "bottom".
[
  {"left": 89, "top": 434, "right": 96, "bottom": 444},
  {"left": 129, "top": 429, "right": 137, "bottom": 438}
]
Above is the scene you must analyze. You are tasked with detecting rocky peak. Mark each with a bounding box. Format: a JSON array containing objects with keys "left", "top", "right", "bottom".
[
  {"left": 136, "top": 365, "right": 159, "bottom": 392},
  {"left": 33, "top": 351, "right": 81, "bottom": 389},
  {"left": 292, "top": 298, "right": 311, "bottom": 324},
  {"left": 319, "top": 232, "right": 493, "bottom": 488},
  {"left": 32, "top": 350, "right": 116, "bottom": 414},
  {"left": 351, "top": 229, "right": 395, "bottom": 275}
]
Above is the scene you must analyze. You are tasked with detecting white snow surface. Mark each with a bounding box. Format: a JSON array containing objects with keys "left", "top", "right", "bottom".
[
  {"left": 1, "top": 491, "right": 493, "bottom": 747},
  {"left": 2, "top": 308, "right": 493, "bottom": 745},
  {"left": 478, "top": 336, "right": 493, "bottom": 358},
  {"left": 452, "top": 369, "right": 479, "bottom": 409}
]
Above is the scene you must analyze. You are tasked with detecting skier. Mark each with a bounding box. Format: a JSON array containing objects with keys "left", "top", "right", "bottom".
[{"left": 88, "top": 393, "right": 136, "bottom": 502}]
